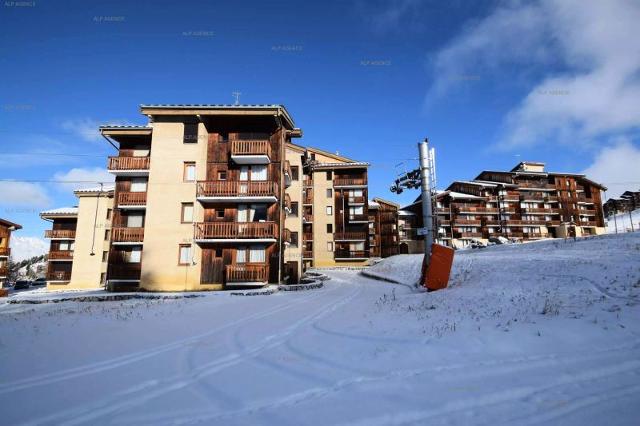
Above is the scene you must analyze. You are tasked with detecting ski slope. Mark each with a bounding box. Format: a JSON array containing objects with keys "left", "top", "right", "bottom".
[{"left": 1, "top": 233, "right": 639, "bottom": 425}]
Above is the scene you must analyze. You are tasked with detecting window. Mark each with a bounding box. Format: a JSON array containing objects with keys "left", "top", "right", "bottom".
[
  {"left": 217, "top": 170, "right": 227, "bottom": 180},
  {"left": 104, "top": 229, "right": 111, "bottom": 241},
  {"left": 216, "top": 209, "right": 225, "bottom": 219},
  {"left": 181, "top": 203, "right": 194, "bottom": 223},
  {"left": 100, "top": 273, "right": 106, "bottom": 284},
  {"left": 326, "top": 206, "right": 333, "bottom": 215},
  {"left": 59, "top": 241, "right": 72, "bottom": 251},
  {"left": 291, "top": 166, "right": 299, "bottom": 181},
  {"left": 251, "top": 165, "right": 267, "bottom": 181},
  {"left": 130, "top": 178, "right": 147, "bottom": 192},
  {"left": 183, "top": 162, "right": 196, "bottom": 182},
  {"left": 326, "top": 171, "right": 332, "bottom": 180},
  {"left": 106, "top": 208, "right": 112, "bottom": 220},
  {"left": 215, "top": 248, "right": 223, "bottom": 257},
  {"left": 127, "top": 247, "right": 142, "bottom": 263},
  {"left": 127, "top": 213, "right": 144, "bottom": 228},
  {"left": 249, "top": 246, "right": 265, "bottom": 263},
  {"left": 291, "top": 232, "right": 298, "bottom": 247},
  {"left": 327, "top": 242, "right": 333, "bottom": 251},
  {"left": 219, "top": 132, "right": 229, "bottom": 142},
  {"left": 326, "top": 224, "right": 333, "bottom": 233},
  {"left": 350, "top": 242, "right": 365, "bottom": 251},
  {"left": 240, "top": 166, "right": 249, "bottom": 181},
  {"left": 290, "top": 202, "right": 299, "bottom": 217},
  {"left": 250, "top": 204, "right": 268, "bottom": 222},
  {"left": 183, "top": 123, "right": 198, "bottom": 143},
  {"left": 178, "top": 245, "right": 192, "bottom": 265},
  {"left": 327, "top": 188, "right": 333, "bottom": 198},
  {"left": 236, "top": 246, "right": 247, "bottom": 263},
  {"left": 102, "top": 251, "right": 109, "bottom": 262}
]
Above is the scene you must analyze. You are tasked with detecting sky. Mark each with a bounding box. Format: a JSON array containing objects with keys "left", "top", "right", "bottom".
[{"left": 1, "top": 0, "right": 640, "bottom": 254}]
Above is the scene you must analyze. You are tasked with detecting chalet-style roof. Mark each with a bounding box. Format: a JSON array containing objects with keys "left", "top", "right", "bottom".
[
  {"left": 511, "top": 161, "right": 546, "bottom": 172},
  {"left": 0, "top": 218, "right": 22, "bottom": 230},
  {"left": 454, "top": 180, "right": 497, "bottom": 187},
  {"left": 40, "top": 207, "right": 79, "bottom": 219},
  {"left": 139, "top": 104, "right": 295, "bottom": 129},
  {"left": 438, "top": 190, "right": 484, "bottom": 200},
  {"left": 286, "top": 142, "right": 364, "bottom": 164},
  {"left": 473, "top": 180, "right": 518, "bottom": 187},
  {"left": 311, "top": 162, "right": 370, "bottom": 170},
  {"left": 372, "top": 197, "right": 400, "bottom": 208},
  {"left": 99, "top": 125, "right": 151, "bottom": 130}
]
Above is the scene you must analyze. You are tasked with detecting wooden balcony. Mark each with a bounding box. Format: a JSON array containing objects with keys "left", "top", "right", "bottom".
[
  {"left": 303, "top": 213, "right": 313, "bottom": 223},
  {"left": 578, "top": 209, "right": 597, "bottom": 215},
  {"left": 334, "top": 177, "right": 367, "bottom": 187},
  {"left": 230, "top": 140, "right": 272, "bottom": 164},
  {"left": 44, "top": 229, "right": 76, "bottom": 239},
  {"left": 112, "top": 227, "right": 145, "bottom": 243},
  {"left": 334, "top": 232, "right": 367, "bottom": 241},
  {"left": 347, "top": 195, "right": 366, "bottom": 204},
  {"left": 303, "top": 177, "right": 313, "bottom": 187},
  {"left": 108, "top": 264, "right": 142, "bottom": 281},
  {"left": 0, "top": 247, "right": 11, "bottom": 257},
  {"left": 453, "top": 205, "right": 499, "bottom": 214},
  {"left": 523, "top": 232, "right": 550, "bottom": 239},
  {"left": 303, "top": 232, "right": 313, "bottom": 241},
  {"left": 284, "top": 228, "right": 292, "bottom": 244},
  {"left": 226, "top": 264, "right": 268, "bottom": 284},
  {"left": 303, "top": 250, "right": 313, "bottom": 258},
  {"left": 118, "top": 192, "right": 147, "bottom": 208},
  {"left": 348, "top": 214, "right": 369, "bottom": 223},
  {"left": 579, "top": 220, "right": 598, "bottom": 227},
  {"left": 522, "top": 207, "right": 552, "bottom": 214},
  {"left": 0, "top": 266, "right": 8, "bottom": 276},
  {"left": 518, "top": 182, "right": 556, "bottom": 189},
  {"left": 194, "top": 222, "right": 277, "bottom": 241},
  {"left": 453, "top": 232, "right": 483, "bottom": 238},
  {"left": 108, "top": 156, "right": 150, "bottom": 175},
  {"left": 196, "top": 181, "right": 278, "bottom": 202},
  {"left": 334, "top": 250, "right": 369, "bottom": 260},
  {"left": 48, "top": 250, "right": 74, "bottom": 261},
  {"left": 453, "top": 219, "right": 482, "bottom": 226},
  {"left": 284, "top": 193, "right": 292, "bottom": 212},
  {"left": 546, "top": 220, "right": 561, "bottom": 226},
  {"left": 302, "top": 189, "right": 313, "bottom": 204},
  {"left": 47, "top": 271, "right": 71, "bottom": 281}
]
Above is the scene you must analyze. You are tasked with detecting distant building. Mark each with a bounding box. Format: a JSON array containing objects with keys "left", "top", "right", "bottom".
[
  {"left": 400, "top": 161, "right": 607, "bottom": 249},
  {"left": 368, "top": 198, "right": 399, "bottom": 258},
  {"left": 0, "top": 218, "right": 22, "bottom": 285},
  {"left": 604, "top": 190, "right": 640, "bottom": 217}
]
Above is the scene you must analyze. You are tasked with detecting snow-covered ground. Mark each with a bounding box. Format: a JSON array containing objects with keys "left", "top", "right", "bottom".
[
  {"left": 607, "top": 209, "right": 640, "bottom": 233},
  {"left": 1, "top": 233, "right": 639, "bottom": 425}
]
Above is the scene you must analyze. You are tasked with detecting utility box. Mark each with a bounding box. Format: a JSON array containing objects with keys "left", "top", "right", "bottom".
[{"left": 421, "top": 244, "right": 455, "bottom": 291}]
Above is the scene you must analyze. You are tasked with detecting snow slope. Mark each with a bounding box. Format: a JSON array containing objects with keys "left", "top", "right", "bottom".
[{"left": 0, "top": 233, "right": 639, "bottom": 425}]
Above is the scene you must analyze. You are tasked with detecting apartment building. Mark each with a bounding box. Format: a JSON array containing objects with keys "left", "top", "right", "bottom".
[
  {"left": 284, "top": 143, "right": 371, "bottom": 273},
  {"left": 604, "top": 190, "right": 640, "bottom": 217},
  {"left": 400, "top": 161, "right": 607, "bottom": 249},
  {"left": 41, "top": 187, "right": 113, "bottom": 289},
  {"left": 368, "top": 198, "right": 399, "bottom": 258},
  {"left": 0, "top": 218, "right": 22, "bottom": 285},
  {"left": 41, "top": 104, "right": 377, "bottom": 292}
]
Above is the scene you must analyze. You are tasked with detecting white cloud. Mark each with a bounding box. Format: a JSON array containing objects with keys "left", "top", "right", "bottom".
[
  {"left": 0, "top": 182, "right": 50, "bottom": 207},
  {"left": 53, "top": 167, "right": 114, "bottom": 191},
  {"left": 61, "top": 118, "right": 131, "bottom": 143},
  {"left": 10, "top": 236, "right": 49, "bottom": 262},
  {"left": 357, "top": 0, "right": 422, "bottom": 33},
  {"left": 581, "top": 140, "right": 640, "bottom": 199},
  {"left": 427, "top": 0, "right": 640, "bottom": 149}
]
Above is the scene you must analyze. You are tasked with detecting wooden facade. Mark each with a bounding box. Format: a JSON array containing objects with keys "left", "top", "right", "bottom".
[{"left": 0, "top": 218, "right": 22, "bottom": 283}]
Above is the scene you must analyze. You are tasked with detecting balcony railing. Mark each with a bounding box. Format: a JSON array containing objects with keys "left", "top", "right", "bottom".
[
  {"left": 347, "top": 196, "right": 366, "bottom": 204},
  {"left": 0, "top": 247, "right": 11, "bottom": 257},
  {"left": 195, "top": 222, "right": 277, "bottom": 240},
  {"left": 0, "top": 266, "right": 8, "bottom": 276},
  {"left": 546, "top": 220, "right": 561, "bottom": 226},
  {"left": 226, "top": 264, "right": 268, "bottom": 283},
  {"left": 303, "top": 190, "right": 313, "bottom": 204},
  {"left": 303, "top": 250, "right": 313, "bottom": 258},
  {"left": 112, "top": 227, "right": 145, "bottom": 242},
  {"left": 453, "top": 232, "right": 483, "bottom": 238},
  {"left": 44, "top": 229, "right": 76, "bottom": 239},
  {"left": 334, "top": 250, "right": 369, "bottom": 259},
  {"left": 284, "top": 193, "right": 292, "bottom": 211},
  {"left": 334, "top": 178, "right": 367, "bottom": 187},
  {"left": 453, "top": 205, "right": 499, "bottom": 214},
  {"left": 334, "top": 232, "right": 367, "bottom": 241},
  {"left": 303, "top": 177, "right": 313, "bottom": 187},
  {"left": 108, "top": 156, "right": 150, "bottom": 171},
  {"left": 348, "top": 214, "right": 368, "bottom": 222},
  {"left": 303, "top": 213, "right": 313, "bottom": 223},
  {"left": 230, "top": 140, "right": 272, "bottom": 158},
  {"left": 522, "top": 207, "right": 559, "bottom": 214},
  {"left": 518, "top": 182, "right": 556, "bottom": 189},
  {"left": 579, "top": 220, "right": 598, "bottom": 226},
  {"left": 523, "top": 232, "right": 550, "bottom": 239},
  {"left": 284, "top": 228, "right": 292, "bottom": 244},
  {"left": 118, "top": 192, "right": 147, "bottom": 207},
  {"left": 108, "top": 264, "right": 142, "bottom": 281},
  {"left": 453, "top": 219, "right": 482, "bottom": 226},
  {"left": 47, "top": 271, "right": 71, "bottom": 281},
  {"left": 303, "top": 232, "right": 313, "bottom": 241},
  {"left": 578, "top": 209, "right": 597, "bottom": 215},
  {"left": 48, "top": 250, "right": 74, "bottom": 260},
  {"left": 196, "top": 181, "right": 277, "bottom": 198}
]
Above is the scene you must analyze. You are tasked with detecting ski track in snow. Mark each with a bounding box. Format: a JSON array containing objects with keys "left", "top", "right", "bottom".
[{"left": 23, "top": 279, "right": 363, "bottom": 426}]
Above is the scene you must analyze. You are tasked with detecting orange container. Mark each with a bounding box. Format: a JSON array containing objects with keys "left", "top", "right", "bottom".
[{"left": 422, "top": 243, "right": 455, "bottom": 291}]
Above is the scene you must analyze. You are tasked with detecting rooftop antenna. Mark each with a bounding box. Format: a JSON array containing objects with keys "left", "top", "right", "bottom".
[{"left": 232, "top": 91, "right": 241, "bottom": 105}]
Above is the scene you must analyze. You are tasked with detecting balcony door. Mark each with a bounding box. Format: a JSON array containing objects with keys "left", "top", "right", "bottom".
[
  {"left": 127, "top": 212, "right": 144, "bottom": 228},
  {"left": 239, "top": 165, "right": 267, "bottom": 193}
]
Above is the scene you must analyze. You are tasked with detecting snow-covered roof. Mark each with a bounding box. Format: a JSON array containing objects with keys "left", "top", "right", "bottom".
[
  {"left": 456, "top": 180, "right": 497, "bottom": 187},
  {"left": 448, "top": 191, "right": 484, "bottom": 200},
  {"left": 98, "top": 125, "right": 151, "bottom": 130},
  {"left": 74, "top": 184, "right": 115, "bottom": 195},
  {"left": 473, "top": 180, "right": 517, "bottom": 187},
  {"left": 311, "top": 162, "right": 370, "bottom": 169},
  {"left": 368, "top": 200, "right": 380, "bottom": 209},
  {"left": 40, "top": 207, "right": 78, "bottom": 218},
  {"left": 398, "top": 210, "right": 415, "bottom": 216}
]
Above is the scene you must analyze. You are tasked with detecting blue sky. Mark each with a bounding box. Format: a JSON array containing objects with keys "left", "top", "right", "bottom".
[{"left": 1, "top": 0, "right": 639, "bottom": 244}]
